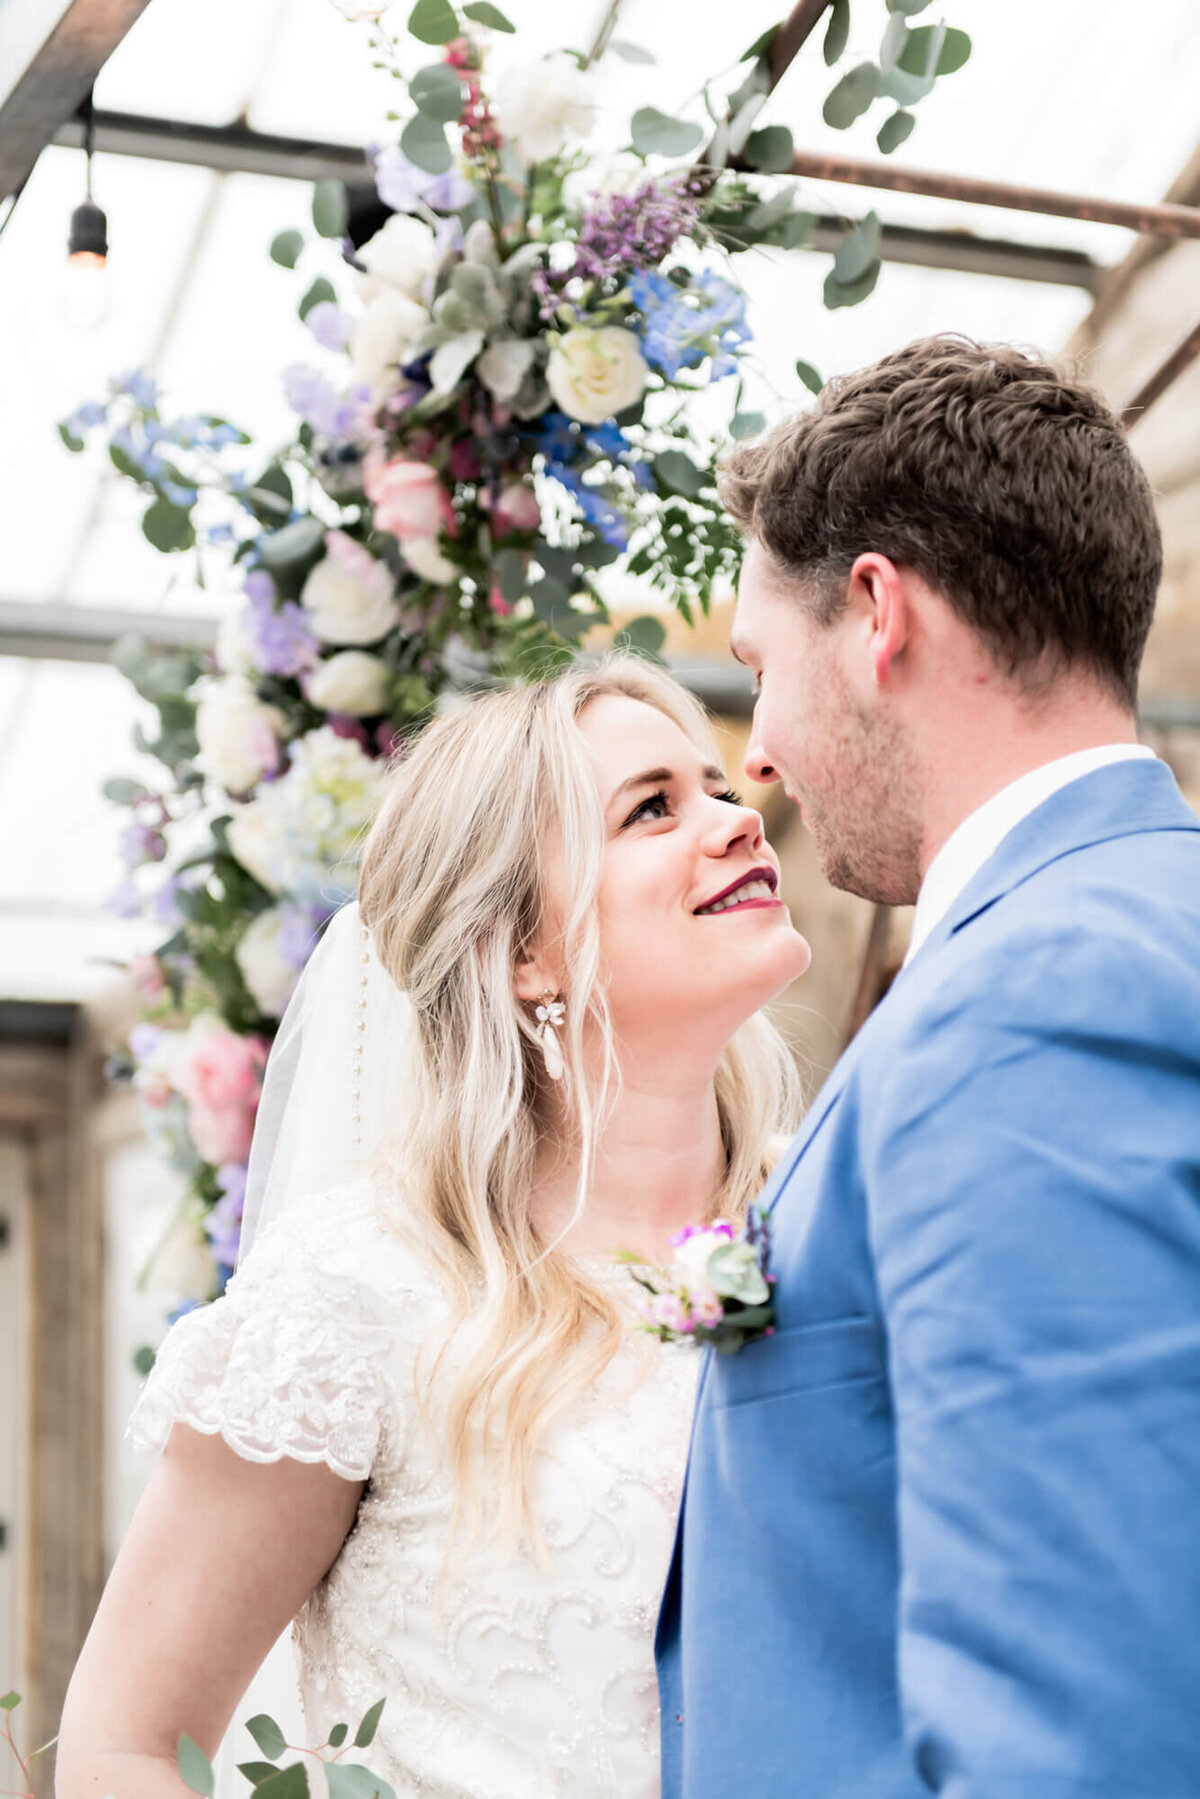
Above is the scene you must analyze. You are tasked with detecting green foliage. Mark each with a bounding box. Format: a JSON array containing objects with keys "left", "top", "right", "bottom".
[
  {"left": 608, "top": 39, "right": 654, "bottom": 62},
  {"left": 178, "top": 1733, "right": 215, "bottom": 1797},
  {"left": 823, "top": 0, "right": 850, "bottom": 65},
  {"left": 832, "top": 210, "right": 881, "bottom": 284},
  {"left": 824, "top": 258, "right": 881, "bottom": 308},
  {"left": 630, "top": 108, "right": 705, "bottom": 158},
  {"left": 58, "top": 420, "right": 84, "bottom": 452},
  {"left": 246, "top": 1713, "right": 288, "bottom": 1761},
  {"left": 401, "top": 110, "right": 452, "bottom": 174},
  {"left": 410, "top": 63, "right": 465, "bottom": 123},
  {"left": 615, "top": 615, "right": 667, "bottom": 659},
  {"left": 133, "top": 1343, "right": 157, "bottom": 1376},
  {"left": 328, "top": 1724, "right": 349, "bottom": 1748},
  {"left": 899, "top": 23, "right": 970, "bottom": 74},
  {"left": 730, "top": 410, "right": 766, "bottom": 440},
  {"left": 743, "top": 125, "right": 793, "bottom": 174},
  {"left": 877, "top": 107, "right": 915, "bottom": 153},
  {"left": 822, "top": 60, "right": 878, "bottom": 129},
  {"left": 103, "top": 776, "right": 148, "bottom": 804},
  {"left": 238, "top": 1762, "right": 283, "bottom": 1784},
  {"left": 407, "top": 0, "right": 460, "bottom": 44},
  {"left": 311, "top": 180, "right": 349, "bottom": 240},
  {"left": 143, "top": 497, "right": 196, "bottom": 554},
  {"left": 654, "top": 450, "right": 705, "bottom": 499},
  {"left": 299, "top": 276, "right": 337, "bottom": 322},
  {"left": 256, "top": 515, "right": 326, "bottom": 574},
  {"left": 463, "top": 0, "right": 514, "bottom": 29},
  {"left": 253, "top": 1766, "right": 309, "bottom": 1796},
  {"left": 326, "top": 1766, "right": 396, "bottom": 1799},
  {"left": 354, "top": 1699, "right": 386, "bottom": 1750},
  {"left": 795, "top": 358, "right": 823, "bottom": 395},
  {"left": 269, "top": 229, "right": 305, "bottom": 269},
  {"left": 740, "top": 22, "right": 779, "bottom": 62},
  {"left": 0, "top": 1693, "right": 18, "bottom": 1711}
]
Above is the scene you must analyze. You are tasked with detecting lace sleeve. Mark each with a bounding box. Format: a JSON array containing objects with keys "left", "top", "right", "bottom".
[{"left": 127, "top": 1203, "right": 398, "bottom": 1482}]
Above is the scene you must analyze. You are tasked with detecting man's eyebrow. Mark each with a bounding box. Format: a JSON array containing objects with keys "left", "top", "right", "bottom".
[{"left": 608, "top": 765, "right": 727, "bottom": 808}]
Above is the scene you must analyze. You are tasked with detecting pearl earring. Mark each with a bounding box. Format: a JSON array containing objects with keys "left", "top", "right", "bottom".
[{"left": 534, "top": 989, "right": 565, "bottom": 1081}]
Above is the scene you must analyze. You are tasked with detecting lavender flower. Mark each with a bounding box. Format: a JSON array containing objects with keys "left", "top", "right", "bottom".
[
  {"left": 205, "top": 1161, "right": 247, "bottom": 1268},
  {"left": 243, "top": 569, "right": 275, "bottom": 604},
  {"left": 119, "top": 820, "right": 167, "bottom": 867},
  {"left": 242, "top": 590, "right": 319, "bottom": 678},
  {"left": 109, "top": 368, "right": 161, "bottom": 409},
  {"left": 535, "top": 177, "right": 701, "bottom": 316},
  {"left": 281, "top": 364, "right": 368, "bottom": 441},
  {"left": 306, "top": 301, "right": 354, "bottom": 353},
  {"left": 277, "top": 902, "right": 321, "bottom": 969},
  {"left": 374, "top": 146, "right": 475, "bottom": 216}
]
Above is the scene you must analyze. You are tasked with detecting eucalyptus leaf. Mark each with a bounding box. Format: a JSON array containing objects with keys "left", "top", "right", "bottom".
[
  {"left": 0, "top": 1693, "right": 19, "bottom": 1711},
  {"left": 311, "top": 180, "right": 349, "bottom": 239},
  {"left": 616, "top": 614, "right": 667, "bottom": 657},
  {"left": 727, "top": 91, "right": 768, "bottom": 157},
  {"left": 269, "top": 228, "right": 304, "bottom": 269},
  {"left": 822, "top": 61, "right": 878, "bottom": 130},
  {"left": 630, "top": 107, "right": 704, "bottom": 158},
  {"left": 298, "top": 276, "right": 337, "bottom": 322},
  {"left": 57, "top": 420, "right": 84, "bottom": 452},
  {"left": 898, "top": 23, "right": 970, "bottom": 75},
  {"left": 355, "top": 1697, "right": 387, "bottom": 1749},
  {"left": 824, "top": 258, "right": 881, "bottom": 309},
  {"left": 238, "top": 1763, "right": 284, "bottom": 1785},
  {"left": 744, "top": 124, "right": 793, "bottom": 173},
  {"left": 877, "top": 64, "right": 934, "bottom": 105},
  {"left": 607, "top": 38, "right": 654, "bottom": 62},
  {"left": 256, "top": 515, "right": 325, "bottom": 572},
  {"left": 246, "top": 1714, "right": 287, "bottom": 1762},
  {"left": 495, "top": 548, "right": 528, "bottom": 603},
  {"left": 429, "top": 328, "right": 485, "bottom": 392},
  {"left": 142, "top": 498, "right": 195, "bottom": 554},
  {"left": 795, "top": 358, "right": 823, "bottom": 395},
  {"left": 463, "top": 0, "right": 514, "bottom": 27},
  {"left": 102, "top": 776, "right": 147, "bottom": 804},
  {"left": 407, "top": 0, "right": 459, "bottom": 44},
  {"left": 876, "top": 107, "right": 915, "bottom": 153},
  {"left": 177, "top": 1735, "right": 215, "bottom": 1797},
  {"left": 740, "top": 22, "right": 779, "bottom": 61},
  {"left": 879, "top": 10, "right": 909, "bottom": 73},
  {"left": 251, "top": 1766, "right": 309, "bottom": 1798},
  {"left": 329, "top": 1724, "right": 350, "bottom": 1749},
  {"left": 745, "top": 188, "right": 794, "bottom": 232},
  {"left": 654, "top": 450, "right": 705, "bottom": 498},
  {"left": 132, "top": 1343, "right": 157, "bottom": 1375},
  {"left": 887, "top": 0, "right": 930, "bottom": 11},
  {"left": 409, "top": 62, "right": 464, "bottom": 123},
  {"left": 401, "top": 110, "right": 452, "bottom": 174},
  {"left": 327, "top": 1765, "right": 397, "bottom": 1799},
  {"left": 823, "top": 0, "right": 850, "bottom": 66},
  {"left": 832, "top": 210, "right": 881, "bottom": 283},
  {"left": 730, "top": 410, "right": 766, "bottom": 440},
  {"left": 765, "top": 210, "right": 815, "bottom": 250}
]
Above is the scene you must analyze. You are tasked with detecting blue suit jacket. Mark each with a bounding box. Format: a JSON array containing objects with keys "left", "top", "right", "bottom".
[{"left": 657, "top": 758, "right": 1200, "bottom": 1796}]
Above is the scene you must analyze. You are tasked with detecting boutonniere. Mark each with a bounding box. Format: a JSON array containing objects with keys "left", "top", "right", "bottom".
[{"left": 620, "top": 1206, "right": 776, "bottom": 1354}]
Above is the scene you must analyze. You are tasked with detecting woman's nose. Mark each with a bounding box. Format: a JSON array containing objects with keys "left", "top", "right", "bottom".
[{"left": 704, "top": 796, "right": 764, "bottom": 855}]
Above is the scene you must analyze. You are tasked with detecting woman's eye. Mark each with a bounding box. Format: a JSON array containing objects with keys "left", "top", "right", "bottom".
[
  {"left": 624, "top": 790, "right": 671, "bottom": 827},
  {"left": 716, "top": 788, "right": 744, "bottom": 806}
]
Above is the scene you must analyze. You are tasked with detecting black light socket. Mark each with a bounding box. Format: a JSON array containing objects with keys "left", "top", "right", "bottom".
[{"left": 68, "top": 198, "right": 108, "bottom": 260}]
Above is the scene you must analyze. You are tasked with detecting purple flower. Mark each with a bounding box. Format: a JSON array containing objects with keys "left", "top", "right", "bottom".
[
  {"left": 67, "top": 399, "right": 108, "bottom": 433},
  {"left": 119, "top": 820, "right": 168, "bottom": 867},
  {"left": 128, "top": 1022, "right": 164, "bottom": 1061},
  {"left": 109, "top": 368, "right": 161, "bottom": 409},
  {"left": 243, "top": 569, "right": 276, "bottom": 604},
  {"left": 277, "top": 902, "right": 321, "bottom": 970},
  {"left": 107, "top": 877, "right": 142, "bottom": 918},
  {"left": 205, "top": 1161, "right": 247, "bottom": 1268},
  {"left": 535, "top": 177, "right": 702, "bottom": 317},
  {"left": 375, "top": 146, "right": 475, "bottom": 216},
  {"left": 282, "top": 364, "right": 368, "bottom": 441},
  {"left": 306, "top": 301, "right": 353, "bottom": 352},
  {"left": 242, "top": 592, "right": 319, "bottom": 678}
]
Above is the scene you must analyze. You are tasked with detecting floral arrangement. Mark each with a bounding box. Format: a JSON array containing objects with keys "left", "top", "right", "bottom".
[
  {"left": 623, "top": 1207, "right": 777, "bottom": 1354},
  {"left": 61, "top": 0, "right": 967, "bottom": 1322}
]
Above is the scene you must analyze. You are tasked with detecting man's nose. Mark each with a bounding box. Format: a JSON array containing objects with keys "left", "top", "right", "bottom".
[{"left": 743, "top": 724, "right": 779, "bottom": 787}]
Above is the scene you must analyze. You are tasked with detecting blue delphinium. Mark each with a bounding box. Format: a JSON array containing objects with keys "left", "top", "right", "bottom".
[{"left": 629, "top": 270, "right": 751, "bottom": 380}]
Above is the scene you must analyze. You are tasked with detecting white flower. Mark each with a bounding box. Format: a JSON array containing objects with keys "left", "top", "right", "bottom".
[
  {"left": 195, "top": 678, "right": 285, "bottom": 796},
  {"left": 547, "top": 326, "right": 648, "bottom": 425},
  {"left": 148, "top": 1206, "right": 216, "bottom": 1304},
  {"left": 401, "top": 536, "right": 459, "bottom": 586},
  {"left": 671, "top": 1224, "right": 737, "bottom": 1302},
  {"left": 358, "top": 213, "right": 438, "bottom": 304},
  {"left": 305, "top": 650, "right": 391, "bottom": 716},
  {"left": 215, "top": 605, "right": 256, "bottom": 676},
  {"left": 477, "top": 337, "right": 538, "bottom": 404},
  {"left": 494, "top": 53, "right": 595, "bottom": 164},
  {"left": 350, "top": 288, "right": 429, "bottom": 399},
  {"left": 301, "top": 551, "right": 400, "bottom": 645},
  {"left": 235, "top": 908, "right": 300, "bottom": 1017},
  {"left": 227, "top": 726, "right": 389, "bottom": 905}
]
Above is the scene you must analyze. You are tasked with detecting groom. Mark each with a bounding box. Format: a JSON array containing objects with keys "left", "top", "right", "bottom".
[{"left": 657, "top": 336, "right": 1200, "bottom": 1794}]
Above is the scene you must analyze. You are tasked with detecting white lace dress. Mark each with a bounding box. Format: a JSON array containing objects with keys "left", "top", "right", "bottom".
[{"left": 128, "top": 1178, "right": 699, "bottom": 1798}]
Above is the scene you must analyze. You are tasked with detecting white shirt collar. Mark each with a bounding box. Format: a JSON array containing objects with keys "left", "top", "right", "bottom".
[{"left": 904, "top": 744, "right": 1156, "bottom": 966}]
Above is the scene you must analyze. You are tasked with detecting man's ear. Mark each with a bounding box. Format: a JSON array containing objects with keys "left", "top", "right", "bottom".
[{"left": 849, "top": 552, "right": 909, "bottom": 688}]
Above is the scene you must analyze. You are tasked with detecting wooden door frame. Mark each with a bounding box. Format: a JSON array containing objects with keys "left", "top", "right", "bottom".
[{"left": 0, "top": 1003, "right": 105, "bottom": 1782}]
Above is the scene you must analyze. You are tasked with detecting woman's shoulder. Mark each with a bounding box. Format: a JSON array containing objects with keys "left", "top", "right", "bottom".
[{"left": 233, "top": 1171, "right": 449, "bottom": 1321}]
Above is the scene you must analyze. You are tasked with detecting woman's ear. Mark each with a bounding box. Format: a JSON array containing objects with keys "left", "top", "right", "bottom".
[{"left": 513, "top": 948, "right": 550, "bottom": 1004}]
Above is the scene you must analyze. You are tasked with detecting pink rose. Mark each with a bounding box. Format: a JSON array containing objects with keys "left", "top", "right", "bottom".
[
  {"left": 188, "top": 1100, "right": 256, "bottom": 1166},
  {"left": 489, "top": 580, "right": 512, "bottom": 617},
  {"left": 174, "top": 1023, "right": 268, "bottom": 1168},
  {"left": 494, "top": 481, "right": 541, "bottom": 534},
  {"left": 364, "top": 459, "right": 455, "bottom": 543},
  {"left": 129, "top": 954, "right": 167, "bottom": 1001}
]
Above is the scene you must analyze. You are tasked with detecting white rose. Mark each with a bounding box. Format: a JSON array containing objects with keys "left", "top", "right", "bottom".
[
  {"left": 301, "top": 554, "right": 400, "bottom": 645},
  {"left": 547, "top": 326, "right": 648, "bottom": 425},
  {"left": 401, "top": 537, "right": 459, "bottom": 585},
  {"left": 305, "top": 650, "right": 391, "bottom": 716},
  {"left": 494, "top": 53, "right": 595, "bottom": 163},
  {"left": 358, "top": 213, "right": 438, "bottom": 304},
  {"left": 350, "top": 288, "right": 429, "bottom": 399},
  {"left": 671, "top": 1225, "right": 735, "bottom": 1299},
  {"left": 235, "top": 908, "right": 299, "bottom": 1017},
  {"left": 195, "top": 679, "right": 285, "bottom": 796},
  {"left": 215, "top": 605, "right": 256, "bottom": 676},
  {"left": 226, "top": 798, "right": 282, "bottom": 893},
  {"left": 149, "top": 1207, "right": 216, "bottom": 1304}
]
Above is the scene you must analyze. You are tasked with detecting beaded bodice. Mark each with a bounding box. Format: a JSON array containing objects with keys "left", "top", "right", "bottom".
[{"left": 129, "top": 1178, "right": 698, "bottom": 1798}]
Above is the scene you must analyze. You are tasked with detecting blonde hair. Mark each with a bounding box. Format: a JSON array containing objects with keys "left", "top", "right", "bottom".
[{"left": 358, "top": 654, "right": 801, "bottom": 1551}]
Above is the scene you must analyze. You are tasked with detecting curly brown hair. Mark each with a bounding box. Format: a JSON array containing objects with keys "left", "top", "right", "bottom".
[{"left": 719, "top": 335, "right": 1161, "bottom": 709}]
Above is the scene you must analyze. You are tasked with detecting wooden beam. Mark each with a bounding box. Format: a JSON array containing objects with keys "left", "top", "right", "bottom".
[
  {"left": 1120, "top": 311, "right": 1200, "bottom": 430},
  {"left": 0, "top": 0, "right": 154, "bottom": 200},
  {"left": 782, "top": 148, "right": 1200, "bottom": 243}
]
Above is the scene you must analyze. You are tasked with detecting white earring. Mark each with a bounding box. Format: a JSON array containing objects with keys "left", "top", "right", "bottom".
[{"left": 534, "top": 990, "right": 565, "bottom": 1081}]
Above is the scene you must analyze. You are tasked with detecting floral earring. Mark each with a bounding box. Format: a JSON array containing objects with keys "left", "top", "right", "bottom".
[{"left": 534, "top": 990, "right": 565, "bottom": 1081}]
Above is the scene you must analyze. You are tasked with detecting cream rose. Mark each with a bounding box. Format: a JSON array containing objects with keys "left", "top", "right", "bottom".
[
  {"left": 357, "top": 213, "right": 438, "bottom": 304},
  {"left": 547, "top": 327, "right": 648, "bottom": 425},
  {"left": 350, "top": 288, "right": 429, "bottom": 399},
  {"left": 195, "top": 679, "right": 285, "bottom": 796},
  {"left": 235, "top": 908, "right": 299, "bottom": 1017},
  {"left": 401, "top": 537, "right": 459, "bottom": 586},
  {"left": 305, "top": 650, "right": 391, "bottom": 717},
  {"left": 301, "top": 547, "right": 400, "bottom": 645},
  {"left": 494, "top": 53, "right": 596, "bottom": 163}
]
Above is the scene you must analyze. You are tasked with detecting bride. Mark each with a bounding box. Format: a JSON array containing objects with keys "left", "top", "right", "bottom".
[{"left": 57, "top": 654, "right": 811, "bottom": 1798}]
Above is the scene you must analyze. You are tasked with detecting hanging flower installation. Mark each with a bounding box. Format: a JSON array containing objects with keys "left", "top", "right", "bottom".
[{"left": 62, "top": 1, "right": 969, "bottom": 1318}]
